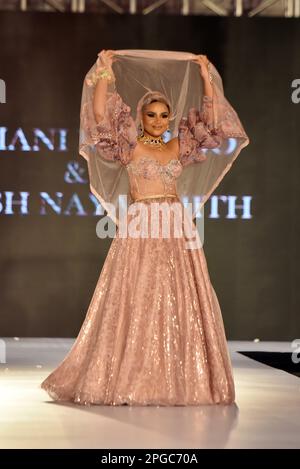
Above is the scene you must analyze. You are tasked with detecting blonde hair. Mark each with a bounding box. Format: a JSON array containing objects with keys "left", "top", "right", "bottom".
[
  {"left": 142, "top": 96, "right": 171, "bottom": 114},
  {"left": 135, "top": 90, "right": 173, "bottom": 127}
]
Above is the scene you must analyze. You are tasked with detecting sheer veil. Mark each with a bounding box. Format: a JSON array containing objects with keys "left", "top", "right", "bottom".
[{"left": 79, "top": 49, "right": 250, "bottom": 225}]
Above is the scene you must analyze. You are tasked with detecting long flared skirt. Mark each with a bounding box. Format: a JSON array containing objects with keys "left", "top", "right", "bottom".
[{"left": 41, "top": 197, "right": 235, "bottom": 406}]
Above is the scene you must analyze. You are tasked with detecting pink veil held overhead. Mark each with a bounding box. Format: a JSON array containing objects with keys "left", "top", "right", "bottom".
[{"left": 79, "top": 49, "right": 250, "bottom": 225}]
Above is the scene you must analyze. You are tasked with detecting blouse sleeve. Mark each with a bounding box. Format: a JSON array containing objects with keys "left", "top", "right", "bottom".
[
  {"left": 94, "top": 91, "right": 138, "bottom": 166},
  {"left": 178, "top": 95, "right": 222, "bottom": 167},
  {"left": 178, "top": 80, "right": 249, "bottom": 168}
]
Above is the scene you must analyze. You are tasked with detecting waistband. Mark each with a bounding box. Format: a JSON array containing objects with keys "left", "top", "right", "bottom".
[{"left": 132, "top": 194, "right": 179, "bottom": 202}]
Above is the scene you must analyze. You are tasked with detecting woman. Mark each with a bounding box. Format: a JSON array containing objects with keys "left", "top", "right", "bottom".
[{"left": 41, "top": 49, "right": 249, "bottom": 406}]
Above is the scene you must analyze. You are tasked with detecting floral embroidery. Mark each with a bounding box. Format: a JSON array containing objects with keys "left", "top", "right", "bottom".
[
  {"left": 178, "top": 87, "right": 248, "bottom": 167},
  {"left": 127, "top": 157, "right": 183, "bottom": 180},
  {"left": 81, "top": 91, "right": 137, "bottom": 166}
]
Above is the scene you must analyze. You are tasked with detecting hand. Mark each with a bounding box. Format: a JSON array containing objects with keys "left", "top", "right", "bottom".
[
  {"left": 191, "top": 54, "right": 210, "bottom": 78},
  {"left": 97, "top": 49, "right": 117, "bottom": 69}
]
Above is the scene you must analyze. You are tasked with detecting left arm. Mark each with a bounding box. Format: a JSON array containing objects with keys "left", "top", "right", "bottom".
[
  {"left": 176, "top": 54, "right": 249, "bottom": 167},
  {"left": 190, "top": 54, "right": 218, "bottom": 138},
  {"left": 176, "top": 55, "right": 221, "bottom": 166}
]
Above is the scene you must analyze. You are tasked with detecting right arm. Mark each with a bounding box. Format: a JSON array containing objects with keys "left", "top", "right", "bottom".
[
  {"left": 93, "top": 77, "right": 109, "bottom": 124},
  {"left": 89, "top": 50, "right": 137, "bottom": 165},
  {"left": 92, "top": 49, "right": 115, "bottom": 124}
]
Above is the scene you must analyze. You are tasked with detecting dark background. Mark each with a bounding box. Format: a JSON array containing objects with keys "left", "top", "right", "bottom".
[{"left": 0, "top": 12, "right": 299, "bottom": 339}]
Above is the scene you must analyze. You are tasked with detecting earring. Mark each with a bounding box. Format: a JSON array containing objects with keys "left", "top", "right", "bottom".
[{"left": 139, "top": 122, "right": 144, "bottom": 137}]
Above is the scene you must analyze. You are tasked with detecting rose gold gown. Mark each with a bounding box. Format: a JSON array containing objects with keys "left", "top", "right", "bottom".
[{"left": 41, "top": 93, "right": 236, "bottom": 406}]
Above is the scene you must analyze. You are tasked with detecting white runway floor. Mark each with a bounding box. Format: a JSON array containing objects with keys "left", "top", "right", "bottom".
[{"left": 0, "top": 338, "right": 299, "bottom": 449}]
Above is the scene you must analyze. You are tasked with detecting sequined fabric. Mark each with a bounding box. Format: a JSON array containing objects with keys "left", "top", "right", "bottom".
[
  {"left": 126, "top": 156, "right": 183, "bottom": 201},
  {"left": 41, "top": 181, "right": 235, "bottom": 406},
  {"left": 41, "top": 79, "right": 241, "bottom": 405}
]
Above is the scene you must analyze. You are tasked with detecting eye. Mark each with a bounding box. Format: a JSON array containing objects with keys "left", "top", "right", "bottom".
[
  {"left": 162, "top": 114, "right": 169, "bottom": 119},
  {"left": 147, "top": 113, "right": 155, "bottom": 117}
]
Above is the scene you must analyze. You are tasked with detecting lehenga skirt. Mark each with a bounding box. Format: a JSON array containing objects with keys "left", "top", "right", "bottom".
[{"left": 41, "top": 196, "right": 235, "bottom": 406}]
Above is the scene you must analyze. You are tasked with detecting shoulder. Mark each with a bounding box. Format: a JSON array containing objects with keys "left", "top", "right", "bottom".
[
  {"left": 166, "top": 137, "right": 180, "bottom": 159},
  {"left": 166, "top": 137, "right": 179, "bottom": 153}
]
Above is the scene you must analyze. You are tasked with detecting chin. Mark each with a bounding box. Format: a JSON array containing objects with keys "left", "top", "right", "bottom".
[{"left": 150, "top": 129, "right": 165, "bottom": 137}]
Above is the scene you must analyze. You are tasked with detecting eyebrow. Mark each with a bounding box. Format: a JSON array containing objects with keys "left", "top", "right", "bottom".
[{"left": 146, "top": 111, "right": 169, "bottom": 115}]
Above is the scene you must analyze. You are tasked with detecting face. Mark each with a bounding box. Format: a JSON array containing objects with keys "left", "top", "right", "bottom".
[{"left": 141, "top": 101, "right": 170, "bottom": 138}]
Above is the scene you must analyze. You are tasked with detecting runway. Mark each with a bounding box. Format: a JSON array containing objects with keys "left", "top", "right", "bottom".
[{"left": 0, "top": 338, "right": 299, "bottom": 449}]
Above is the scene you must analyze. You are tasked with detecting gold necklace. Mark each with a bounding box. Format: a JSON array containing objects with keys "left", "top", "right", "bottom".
[{"left": 137, "top": 133, "right": 166, "bottom": 151}]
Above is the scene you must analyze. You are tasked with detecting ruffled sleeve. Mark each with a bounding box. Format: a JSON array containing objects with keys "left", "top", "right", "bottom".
[
  {"left": 178, "top": 88, "right": 249, "bottom": 167},
  {"left": 79, "top": 71, "right": 138, "bottom": 225},
  {"left": 178, "top": 96, "right": 221, "bottom": 166},
  {"left": 94, "top": 91, "right": 138, "bottom": 165},
  {"left": 80, "top": 90, "right": 137, "bottom": 166}
]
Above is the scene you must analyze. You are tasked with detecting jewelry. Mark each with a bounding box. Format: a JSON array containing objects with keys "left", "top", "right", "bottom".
[
  {"left": 207, "top": 61, "right": 213, "bottom": 84},
  {"left": 138, "top": 122, "right": 144, "bottom": 135},
  {"left": 137, "top": 133, "right": 166, "bottom": 150},
  {"left": 86, "top": 67, "right": 115, "bottom": 87}
]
